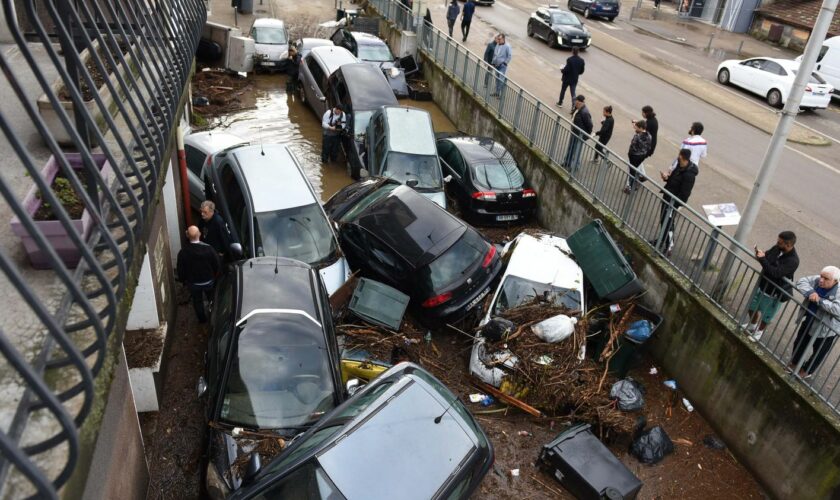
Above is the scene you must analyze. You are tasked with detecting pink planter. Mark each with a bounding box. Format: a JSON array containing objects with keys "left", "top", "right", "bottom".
[{"left": 10, "top": 153, "right": 112, "bottom": 270}]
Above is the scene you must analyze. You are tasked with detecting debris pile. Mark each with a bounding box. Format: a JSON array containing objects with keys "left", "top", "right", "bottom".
[{"left": 191, "top": 69, "right": 254, "bottom": 121}]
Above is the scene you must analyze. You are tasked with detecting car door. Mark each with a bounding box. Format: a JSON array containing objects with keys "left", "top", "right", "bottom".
[
  {"left": 185, "top": 144, "right": 209, "bottom": 209},
  {"left": 758, "top": 60, "right": 786, "bottom": 98},
  {"left": 330, "top": 29, "right": 357, "bottom": 57},
  {"left": 206, "top": 271, "right": 235, "bottom": 409},
  {"left": 736, "top": 59, "right": 766, "bottom": 93},
  {"left": 367, "top": 113, "right": 387, "bottom": 175},
  {"left": 436, "top": 140, "right": 468, "bottom": 204},
  {"left": 217, "top": 163, "right": 253, "bottom": 257},
  {"left": 303, "top": 56, "right": 327, "bottom": 116},
  {"left": 536, "top": 9, "right": 551, "bottom": 39}
]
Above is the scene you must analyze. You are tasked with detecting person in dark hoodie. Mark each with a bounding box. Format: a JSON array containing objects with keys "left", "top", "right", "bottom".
[
  {"left": 557, "top": 47, "right": 585, "bottom": 109},
  {"left": 446, "top": 0, "right": 460, "bottom": 37},
  {"left": 563, "top": 95, "right": 593, "bottom": 172},
  {"left": 594, "top": 105, "right": 614, "bottom": 160},
  {"left": 461, "top": 0, "right": 476, "bottom": 41},
  {"left": 743, "top": 231, "right": 799, "bottom": 342},
  {"left": 642, "top": 105, "right": 658, "bottom": 159},
  {"left": 654, "top": 148, "right": 698, "bottom": 255},
  {"left": 177, "top": 225, "right": 221, "bottom": 323}
]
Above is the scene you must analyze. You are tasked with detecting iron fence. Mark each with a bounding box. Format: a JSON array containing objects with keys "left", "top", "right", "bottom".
[
  {"left": 370, "top": 0, "right": 840, "bottom": 414},
  {"left": 0, "top": 0, "right": 204, "bottom": 497}
]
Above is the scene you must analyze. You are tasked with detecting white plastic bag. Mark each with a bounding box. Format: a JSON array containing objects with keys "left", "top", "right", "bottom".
[{"left": 532, "top": 314, "right": 577, "bottom": 343}]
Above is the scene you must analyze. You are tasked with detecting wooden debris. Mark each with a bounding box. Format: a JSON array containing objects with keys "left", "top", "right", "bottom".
[{"left": 473, "top": 378, "right": 543, "bottom": 418}]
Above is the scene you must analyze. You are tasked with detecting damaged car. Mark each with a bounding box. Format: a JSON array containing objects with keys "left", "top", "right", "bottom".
[
  {"left": 469, "top": 232, "right": 586, "bottom": 387},
  {"left": 200, "top": 257, "right": 345, "bottom": 499},
  {"left": 229, "top": 362, "right": 494, "bottom": 500},
  {"left": 330, "top": 28, "right": 409, "bottom": 97}
]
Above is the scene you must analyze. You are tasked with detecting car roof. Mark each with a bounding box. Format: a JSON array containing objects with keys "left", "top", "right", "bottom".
[
  {"left": 184, "top": 131, "right": 247, "bottom": 155},
  {"left": 300, "top": 37, "right": 332, "bottom": 48},
  {"left": 444, "top": 136, "right": 511, "bottom": 163},
  {"left": 227, "top": 144, "right": 317, "bottom": 213},
  {"left": 502, "top": 233, "right": 584, "bottom": 298},
  {"left": 349, "top": 31, "right": 387, "bottom": 45},
  {"left": 380, "top": 107, "right": 436, "bottom": 155},
  {"left": 237, "top": 257, "right": 320, "bottom": 321},
  {"left": 356, "top": 185, "right": 466, "bottom": 266},
  {"left": 317, "top": 369, "right": 476, "bottom": 500},
  {"left": 309, "top": 45, "right": 358, "bottom": 74},
  {"left": 336, "top": 63, "right": 398, "bottom": 110},
  {"left": 253, "top": 18, "right": 285, "bottom": 28}
]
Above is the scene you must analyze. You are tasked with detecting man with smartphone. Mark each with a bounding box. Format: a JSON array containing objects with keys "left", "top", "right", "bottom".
[{"left": 743, "top": 231, "right": 800, "bottom": 342}]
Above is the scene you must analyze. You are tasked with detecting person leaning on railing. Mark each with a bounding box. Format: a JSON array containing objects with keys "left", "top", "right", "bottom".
[
  {"left": 742, "top": 231, "right": 799, "bottom": 342},
  {"left": 789, "top": 266, "right": 840, "bottom": 380}
]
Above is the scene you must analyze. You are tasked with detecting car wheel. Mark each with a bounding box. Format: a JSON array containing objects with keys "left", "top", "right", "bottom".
[
  {"left": 717, "top": 68, "right": 730, "bottom": 85},
  {"left": 527, "top": 23, "right": 534, "bottom": 37},
  {"left": 767, "top": 89, "right": 783, "bottom": 108},
  {"left": 607, "top": 15, "right": 616, "bottom": 22},
  {"left": 584, "top": 7, "right": 592, "bottom": 18},
  {"left": 549, "top": 34, "right": 559, "bottom": 49},
  {"left": 568, "top": 0, "right": 574, "bottom": 10}
]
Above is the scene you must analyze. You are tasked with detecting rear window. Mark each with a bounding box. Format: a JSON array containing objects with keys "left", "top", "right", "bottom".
[
  {"left": 339, "top": 183, "right": 399, "bottom": 222},
  {"left": 470, "top": 160, "right": 524, "bottom": 191},
  {"left": 792, "top": 69, "right": 827, "bottom": 84},
  {"left": 358, "top": 44, "right": 393, "bottom": 62},
  {"left": 425, "top": 232, "right": 486, "bottom": 290}
]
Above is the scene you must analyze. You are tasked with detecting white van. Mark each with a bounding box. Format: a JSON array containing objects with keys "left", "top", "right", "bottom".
[{"left": 796, "top": 36, "right": 840, "bottom": 97}]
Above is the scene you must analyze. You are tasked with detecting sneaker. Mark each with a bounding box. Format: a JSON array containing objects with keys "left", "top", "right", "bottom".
[
  {"left": 741, "top": 322, "right": 757, "bottom": 333},
  {"left": 748, "top": 329, "right": 763, "bottom": 342}
]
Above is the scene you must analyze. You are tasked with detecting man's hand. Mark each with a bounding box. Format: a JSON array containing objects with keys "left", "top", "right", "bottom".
[
  {"left": 659, "top": 171, "right": 668, "bottom": 181},
  {"left": 755, "top": 249, "right": 765, "bottom": 259},
  {"left": 809, "top": 292, "right": 820, "bottom": 303}
]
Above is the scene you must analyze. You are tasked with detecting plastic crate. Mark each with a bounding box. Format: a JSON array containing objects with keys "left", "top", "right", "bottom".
[
  {"left": 348, "top": 278, "right": 410, "bottom": 331},
  {"left": 567, "top": 220, "right": 645, "bottom": 301}
]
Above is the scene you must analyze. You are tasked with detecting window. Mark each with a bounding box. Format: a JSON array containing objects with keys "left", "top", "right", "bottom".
[
  {"left": 184, "top": 145, "right": 206, "bottom": 176},
  {"left": 252, "top": 26, "right": 287, "bottom": 45},
  {"left": 383, "top": 153, "right": 443, "bottom": 190},
  {"left": 761, "top": 61, "right": 786, "bottom": 76},
  {"left": 470, "top": 160, "right": 524, "bottom": 191},
  {"left": 254, "top": 460, "right": 344, "bottom": 500},
  {"left": 817, "top": 45, "right": 829, "bottom": 63},
  {"left": 357, "top": 43, "right": 393, "bottom": 62},
  {"left": 792, "top": 69, "right": 827, "bottom": 84},
  {"left": 551, "top": 12, "right": 579, "bottom": 25},
  {"left": 309, "top": 59, "right": 326, "bottom": 89},
  {"left": 338, "top": 183, "right": 398, "bottom": 222},
  {"left": 253, "top": 203, "right": 338, "bottom": 267},
  {"left": 425, "top": 232, "right": 486, "bottom": 291},
  {"left": 494, "top": 275, "right": 582, "bottom": 314},
  {"left": 438, "top": 143, "right": 467, "bottom": 177}
]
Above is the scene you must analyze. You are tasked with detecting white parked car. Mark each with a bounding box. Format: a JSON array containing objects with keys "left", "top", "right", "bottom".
[
  {"left": 469, "top": 233, "right": 586, "bottom": 387},
  {"left": 250, "top": 18, "right": 289, "bottom": 70},
  {"left": 716, "top": 57, "right": 833, "bottom": 110}
]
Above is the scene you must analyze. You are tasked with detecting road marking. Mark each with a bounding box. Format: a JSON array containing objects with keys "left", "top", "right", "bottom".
[
  {"left": 785, "top": 145, "right": 840, "bottom": 176},
  {"left": 495, "top": 1, "right": 514, "bottom": 10},
  {"left": 597, "top": 21, "right": 621, "bottom": 30}
]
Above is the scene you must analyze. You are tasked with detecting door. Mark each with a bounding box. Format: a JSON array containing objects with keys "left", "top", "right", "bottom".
[
  {"left": 817, "top": 46, "right": 840, "bottom": 91},
  {"left": 185, "top": 144, "right": 208, "bottom": 209},
  {"left": 733, "top": 59, "right": 763, "bottom": 92},
  {"left": 227, "top": 35, "right": 255, "bottom": 73},
  {"left": 303, "top": 56, "right": 328, "bottom": 116},
  {"left": 330, "top": 28, "right": 357, "bottom": 56},
  {"left": 536, "top": 9, "right": 551, "bottom": 39},
  {"left": 218, "top": 163, "right": 252, "bottom": 257},
  {"left": 436, "top": 140, "right": 468, "bottom": 205},
  {"left": 756, "top": 59, "right": 786, "bottom": 98}
]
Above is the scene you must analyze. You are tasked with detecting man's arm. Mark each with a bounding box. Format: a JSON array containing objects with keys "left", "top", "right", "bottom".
[
  {"left": 322, "top": 111, "right": 333, "bottom": 130},
  {"left": 759, "top": 252, "right": 799, "bottom": 280}
]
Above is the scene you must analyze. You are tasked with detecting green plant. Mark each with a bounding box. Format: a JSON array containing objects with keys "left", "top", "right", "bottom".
[{"left": 34, "top": 174, "right": 87, "bottom": 220}]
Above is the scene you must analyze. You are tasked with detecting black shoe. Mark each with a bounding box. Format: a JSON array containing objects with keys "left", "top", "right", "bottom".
[{"left": 557, "top": 101, "right": 563, "bottom": 106}]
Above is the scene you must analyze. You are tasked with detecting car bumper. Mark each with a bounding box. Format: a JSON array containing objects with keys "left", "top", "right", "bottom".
[
  {"left": 467, "top": 199, "right": 537, "bottom": 226},
  {"left": 558, "top": 37, "right": 592, "bottom": 48},
  {"left": 801, "top": 92, "right": 832, "bottom": 108},
  {"left": 420, "top": 258, "right": 502, "bottom": 323}
]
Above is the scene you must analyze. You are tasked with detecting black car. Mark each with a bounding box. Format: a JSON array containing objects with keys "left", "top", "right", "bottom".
[
  {"left": 200, "top": 257, "right": 345, "bottom": 499},
  {"left": 330, "top": 29, "right": 409, "bottom": 97},
  {"left": 568, "top": 0, "right": 620, "bottom": 21},
  {"left": 324, "top": 178, "right": 503, "bottom": 324},
  {"left": 230, "top": 362, "right": 494, "bottom": 500},
  {"left": 527, "top": 7, "right": 591, "bottom": 49},
  {"left": 436, "top": 135, "right": 537, "bottom": 225},
  {"left": 327, "top": 63, "right": 398, "bottom": 179}
]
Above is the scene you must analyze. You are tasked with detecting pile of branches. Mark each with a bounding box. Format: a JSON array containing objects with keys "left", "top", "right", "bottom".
[
  {"left": 486, "top": 298, "right": 640, "bottom": 435},
  {"left": 192, "top": 69, "right": 253, "bottom": 119}
]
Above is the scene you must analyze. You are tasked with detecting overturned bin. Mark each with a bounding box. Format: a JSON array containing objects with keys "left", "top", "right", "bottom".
[
  {"left": 567, "top": 220, "right": 644, "bottom": 301},
  {"left": 598, "top": 305, "right": 663, "bottom": 378},
  {"left": 539, "top": 423, "right": 642, "bottom": 500}
]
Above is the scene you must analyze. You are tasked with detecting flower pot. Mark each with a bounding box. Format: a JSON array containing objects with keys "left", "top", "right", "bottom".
[{"left": 10, "top": 153, "right": 112, "bottom": 270}]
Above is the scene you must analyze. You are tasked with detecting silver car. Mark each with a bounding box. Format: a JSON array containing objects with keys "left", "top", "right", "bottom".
[{"left": 298, "top": 45, "right": 358, "bottom": 118}]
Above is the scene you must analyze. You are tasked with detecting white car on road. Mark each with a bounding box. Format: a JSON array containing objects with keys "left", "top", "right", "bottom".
[{"left": 716, "top": 57, "right": 833, "bottom": 110}]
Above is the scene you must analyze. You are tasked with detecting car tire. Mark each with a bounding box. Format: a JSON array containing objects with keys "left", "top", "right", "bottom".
[
  {"left": 767, "top": 89, "right": 783, "bottom": 108},
  {"left": 568, "top": 0, "right": 575, "bottom": 10},
  {"left": 717, "top": 68, "right": 730, "bottom": 85},
  {"left": 607, "top": 16, "right": 616, "bottom": 22},
  {"left": 527, "top": 23, "right": 534, "bottom": 37},
  {"left": 549, "top": 34, "right": 559, "bottom": 49},
  {"left": 584, "top": 7, "right": 592, "bottom": 18}
]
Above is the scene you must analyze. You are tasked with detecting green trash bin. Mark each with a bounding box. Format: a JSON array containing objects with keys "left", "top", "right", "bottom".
[
  {"left": 594, "top": 305, "right": 662, "bottom": 378},
  {"left": 567, "top": 220, "right": 645, "bottom": 301}
]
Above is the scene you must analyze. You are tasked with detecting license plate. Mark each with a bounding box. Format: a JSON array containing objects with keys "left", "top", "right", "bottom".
[
  {"left": 467, "top": 287, "right": 491, "bottom": 311},
  {"left": 496, "top": 214, "right": 519, "bottom": 221},
  {"left": 262, "top": 61, "right": 276, "bottom": 66},
  {"left": 572, "top": 38, "right": 583, "bottom": 43},
  {"left": 603, "top": 6, "right": 613, "bottom": 9},
  {"left": 814, "top": 90, "right": 826, "bottom": 95}
]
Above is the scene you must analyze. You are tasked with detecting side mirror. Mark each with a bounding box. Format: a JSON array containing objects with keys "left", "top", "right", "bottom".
[
  {"left": 229, "top": 242, "right": 243, "bottom": 258},
  {"left": 406, "top": 179, "right": 419, "bottom": 188},
  {"left": 319, "top": 95, "right": 326, "bottom": 102},
  {"left": 196, "top": 376, "right": 208, "bottom": 398},
  {"left": 443, "top": 175, "right": 452, "bottom": 183},
  {"left": 346, "top": 378, "right": 363, "bottom": 396},
  {"left": 359, "top": 168, "right": 369, "bottom": 178},
  {"left": 243, "top": 453, "right": 262, "bottom": 484}
]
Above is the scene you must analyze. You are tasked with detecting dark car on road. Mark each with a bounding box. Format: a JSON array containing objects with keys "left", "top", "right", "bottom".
[
  {"left": 327, "top": 63, "right": 398, "bottom": 179},
  {"left": 230, "top": 362, "right": 494, "bottom": 500},
  {"left": 324, "top": 178, "right": 503, "bottom": 324},
  {"left": 330, "top": 29, "right": 409, "bottom": 97},
  {"left": 527, "top": 7, "right": 591, "bottom": 49},
  {"left": 568, "top": 0, "right": 620, "bottom": 21},
  {"left": 436, "top": 135, "right": 536, "bottom": 225},
  {"left": 200, "top": 257, "right": 345, "bottom": 499}
]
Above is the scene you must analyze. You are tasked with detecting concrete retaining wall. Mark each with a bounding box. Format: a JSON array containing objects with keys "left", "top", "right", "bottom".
[{"left": 396, "top": 25, "right": 840, "bottom": 499}]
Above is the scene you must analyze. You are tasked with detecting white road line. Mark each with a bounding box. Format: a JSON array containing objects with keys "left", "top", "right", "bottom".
[
  {"left": 597, "top": 21, "right": 621, "bottom": 30},
  {"left": 786, "top": 145, "right": 840, "bottom": 176},
  {"left": 495, "top": 1, "right": 514, "bottom": 10}
]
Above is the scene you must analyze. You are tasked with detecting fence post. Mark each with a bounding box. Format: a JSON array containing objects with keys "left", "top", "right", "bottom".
[
  {"left": 472, "top": 58, "right": 480, "bottom": 95},
  {"left": 513, "top": 87, "right": 524, "bottom": 132},
  {"left": 461, "top": 50, "right": 469, "bottom": 82},
  {"left": 548, "top": 114, "right": 562, "bottom": 162},
  {"left": 444, "top": 39, "right": 450, "bottom": 73},
  {"left": 529, "top": 101, "right": 540, "bottom": 146},
  {"left": 592, "top": 153, "right": 609, "bottom": 201}
]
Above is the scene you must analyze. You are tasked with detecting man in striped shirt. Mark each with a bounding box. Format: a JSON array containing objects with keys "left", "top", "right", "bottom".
[{"left": 671, "top": 122, "right": 707, "bottom": 171}]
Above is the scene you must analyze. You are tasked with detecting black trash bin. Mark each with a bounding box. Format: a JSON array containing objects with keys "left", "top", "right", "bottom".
[
  {"left": 539, "top": 423, "right": 643, "bottom": 500},
  {"left": 237, "top": 0, "right": 253, "bottom": 15}
]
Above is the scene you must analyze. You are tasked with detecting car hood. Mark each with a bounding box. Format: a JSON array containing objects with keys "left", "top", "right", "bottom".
[
  {"left": 255, "top": 42, "right": 288, "bottom": 61},
  {"left": 319, "top": 257, "right": 351, "bottom": 295},
  {"left": 553, "top": 25, "right": 588, "bottom": 37},
  {"left": 208, "top": 427, "right": 290, "bottom": 493}
]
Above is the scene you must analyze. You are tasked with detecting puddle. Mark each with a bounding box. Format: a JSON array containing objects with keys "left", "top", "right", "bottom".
[{"left": 209, "top": 74, "right": 456, "bottom": 202}]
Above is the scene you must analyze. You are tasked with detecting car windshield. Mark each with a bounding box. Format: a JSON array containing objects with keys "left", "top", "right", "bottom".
[
  {"left": 254, "top": 203, "right": 337, "bottom": 267},
  {"left": 219, "top": 316, "right": 336, "bottom": 429},
  {"left": 791, "top": 69, "right": 827, "bottom": 84},
  {"left": 383, "top": 153, "right": 442, "bottom": 190},
  {"left": 358, "top": 43, "right": 393, "bottom": 62},
  {"left": 494, "top": 275, "right": 582, "bottom": 314},
  {"left": 470, "top": 160, "right": 525, "bottom": 191},
  {"left": 552, "top": 12, "right": 580, "bottom": 25},
  {"left": 253, "top": 27, "right": 287, "bottom": 44},
  {"left": 338, "top": 183, "right": 399, "bottom": 222},
  {"left": 354, "top": 110, "right": 373, "bottom": 140},
  {"left": 425, "top": 232, "right": 485, "bottom": 291}
]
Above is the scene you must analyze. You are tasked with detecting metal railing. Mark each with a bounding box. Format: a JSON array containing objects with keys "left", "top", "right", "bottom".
[
  {"left": 0, "top": 0, "right": 204, "bottom": 497},
  {"left": 369, "top": 0, "right": 840, "bottom": 413}
]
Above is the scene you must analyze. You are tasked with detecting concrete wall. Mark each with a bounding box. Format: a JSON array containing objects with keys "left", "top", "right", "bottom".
[{"left": 414, "top": 41, "right": 840, "bottom": 500}]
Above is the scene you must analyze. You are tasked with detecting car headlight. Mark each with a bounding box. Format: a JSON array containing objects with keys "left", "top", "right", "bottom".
[{"left": 388, "top": 67, "right": 401, "bottom": 78}]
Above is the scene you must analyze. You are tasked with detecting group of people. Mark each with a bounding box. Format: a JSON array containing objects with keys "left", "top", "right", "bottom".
[{"left": 446, "top": 0, "right": 476, "bottom": 42}]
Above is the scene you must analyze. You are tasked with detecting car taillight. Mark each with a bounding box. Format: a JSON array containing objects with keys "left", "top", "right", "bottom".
[
  {"left": 522, "top": 188, "right": 536, "bottom": 198},
  {"left": 805, "top": 85, "right": 813, "bottom": 92},
  {"left": 471, "top": 191, "right": 497, "bottom": 201},
  {"left": 481, "top": 245, "right": 497, "bottom": 268},
  {"left": 422, "top": 292, "right": 453, "bottom": 308}
]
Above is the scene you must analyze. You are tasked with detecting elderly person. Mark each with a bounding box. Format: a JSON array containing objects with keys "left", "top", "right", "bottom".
[
  {"left": 199, "top": 200, "right": 231, "bottom": 258},
  {"left": 790, "top": 266, "right": 840, "bottom": 379}
]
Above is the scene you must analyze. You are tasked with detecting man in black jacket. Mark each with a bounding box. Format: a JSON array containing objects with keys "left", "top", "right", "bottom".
[
  {"left": 594, "top": 105, "right": 614, "bottom": 160},
  {"left": 557, "top": 47, "right": 584, "bottom": 108},
  {"left": 654, "top": 148, "right": 697, "bottom": 256},
  {"left": 199, "top": 200, "right": 231, "bottom": 259},
  {"left": 642, "top": 105, "right": 658, "bottom": 159},
  {"left": 483, "top": 32, "right": 497, "bottom": 87},
  {"left": 177, "top": 226, "right": 221, "bottom": 323},
  {"left": 743, "top": 231, "right": 799, "bottom": 342},
  {"left": 563, "top": 95, "right": 593, "bottom": 172}
]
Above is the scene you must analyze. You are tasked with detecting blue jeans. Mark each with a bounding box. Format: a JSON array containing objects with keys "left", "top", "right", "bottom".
[
  {"left": 495, "top": 64, "right": 507, "bottom": 94},
  {"left": 563, "top": 135, "right": 584, "bottom": 172}
]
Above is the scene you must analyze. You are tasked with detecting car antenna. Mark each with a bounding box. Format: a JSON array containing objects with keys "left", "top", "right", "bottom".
[
  {"left": 274, "top": 242, "right": 280, "bottom": 274},
  {"left": 259, "top": 128, "right": 265, "bottom": 156},
  {"left": 434, "top": 398, "right": 457, "bottom": 424}
]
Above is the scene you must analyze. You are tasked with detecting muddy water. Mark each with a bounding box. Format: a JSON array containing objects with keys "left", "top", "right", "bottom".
[{"left": 210, "top": 74, "right": 456, "bottom": 202}]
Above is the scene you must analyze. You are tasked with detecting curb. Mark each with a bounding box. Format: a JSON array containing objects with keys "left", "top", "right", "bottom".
[
  {"left": 589, "top": 23, "right": 831, "bottom": 147},
  {"left": 628, "top": 21, "right": 694, "bottom": 47}
]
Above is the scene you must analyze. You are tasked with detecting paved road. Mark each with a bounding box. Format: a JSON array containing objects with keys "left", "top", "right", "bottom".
[{"left": 426, "top": 0, "right": 840, "bottom": 273}]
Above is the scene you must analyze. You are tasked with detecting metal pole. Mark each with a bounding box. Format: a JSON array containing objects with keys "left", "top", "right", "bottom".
[{"left": 732, "top": 0, "right": 838, "bottom": 247}]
